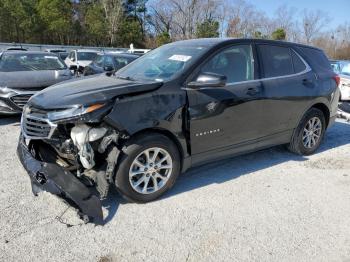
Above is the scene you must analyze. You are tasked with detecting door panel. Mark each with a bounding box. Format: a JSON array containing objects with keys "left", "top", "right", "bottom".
[
  {"left": 258, "top": 71, "right": 316, "bottom": 137},
  {"left": 256, "top": 45, "right": 317, "bottom": 137},
  {"left": 188, "top": 81, "right": 263, "bottom": 154},
  {"left": 187, "top": 44, "right": 264, "bottom": 155}
]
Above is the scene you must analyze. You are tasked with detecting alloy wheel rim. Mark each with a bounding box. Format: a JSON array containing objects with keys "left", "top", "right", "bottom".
[
  {"left": 302, "top": 117, "right": 322, "bottom": 149},
  {"left": 129, "top": 147, "right": 173, "bottom": 194}
]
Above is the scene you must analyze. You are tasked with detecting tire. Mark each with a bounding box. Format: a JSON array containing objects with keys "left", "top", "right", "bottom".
[
  {"left": 288, "top": 108, "right": 326, "bottom": 155},
  {"left": 115, "top": 133, "right": 181, "bottom": 203}
]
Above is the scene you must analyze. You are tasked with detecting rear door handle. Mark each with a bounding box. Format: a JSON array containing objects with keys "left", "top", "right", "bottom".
[
  {"left": 246, "top": 87, "right": 259, "bottom": 96},
  {"left": 302, "top": 78, "right": 313, "bottom": 86}
]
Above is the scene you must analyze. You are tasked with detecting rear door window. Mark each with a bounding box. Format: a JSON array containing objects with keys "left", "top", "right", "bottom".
[{"left": 258, "top": 45, "right": 294, "bottom": 78}]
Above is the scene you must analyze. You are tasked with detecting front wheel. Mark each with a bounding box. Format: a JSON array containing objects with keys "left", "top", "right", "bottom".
[
  {"left": 115, "top": 134, "right": 181, "bottom": 203},
  {"left": 288, "top": 108, "right": 326, "bottom": 155}
]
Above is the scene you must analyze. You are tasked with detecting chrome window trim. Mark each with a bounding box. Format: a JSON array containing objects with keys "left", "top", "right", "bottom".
[
  {"left": 224, "top": 48, "right": 311, "bottom": 86},
  {"left": 183, "top": 47, "right": 312, "bottom": 90}
]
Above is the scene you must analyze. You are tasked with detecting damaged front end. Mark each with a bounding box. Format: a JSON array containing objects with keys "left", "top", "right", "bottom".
[{"left": 17, "top": 103, "right": 125, "bottom": 225}]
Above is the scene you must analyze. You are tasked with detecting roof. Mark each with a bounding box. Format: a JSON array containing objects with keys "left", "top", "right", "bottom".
[
  {"left": 170, "top": 38, "right": 322, "bottom": 51},
  {"left": 75, "top": 49, "right": 99, "bottom": 53},
  {"left": 1, "top": 50, "right": 57, "bottom": 55},
  {"left": 99, "top": 52, "right": 139, "bottom": 58}
]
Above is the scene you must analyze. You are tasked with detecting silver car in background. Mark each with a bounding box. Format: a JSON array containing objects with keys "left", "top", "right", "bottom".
[
  {"left": 330, "top": 60, "right": 350, "bottom": 101},
  {"left": 0, "top": 51, "right": 72, "bottom": 114}
]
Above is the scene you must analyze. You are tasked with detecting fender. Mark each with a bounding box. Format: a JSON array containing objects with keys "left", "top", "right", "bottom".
[{"left": 104, "top": 85, "right": 190, "bottom": 161}]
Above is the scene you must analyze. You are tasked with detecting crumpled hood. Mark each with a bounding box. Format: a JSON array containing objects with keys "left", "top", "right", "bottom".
[{"left": 29, "top": 74, "right": 162, "bottom": 109}]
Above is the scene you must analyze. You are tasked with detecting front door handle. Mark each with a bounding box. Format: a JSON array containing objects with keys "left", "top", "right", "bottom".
[{"left": 246, "top": 87, "right": 259, "bottom": 96}]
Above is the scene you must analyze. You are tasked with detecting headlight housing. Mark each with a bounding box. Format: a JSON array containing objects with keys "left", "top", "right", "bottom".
[{"left": 47, "top": 103, "right": 107, "bottom": 123}]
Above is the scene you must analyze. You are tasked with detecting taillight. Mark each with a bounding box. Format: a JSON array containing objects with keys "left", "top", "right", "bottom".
[{"left": 333, "top": 75, "right": 340, "bottom": 86}]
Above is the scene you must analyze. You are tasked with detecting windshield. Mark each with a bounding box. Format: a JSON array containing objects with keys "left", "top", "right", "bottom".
[
  {"left": 115, "top": 44, "right": 209, "bottom": 81},
  {"left": 0, "top": 53, "right": 66, "bottom": 72},
  {"left": 77, "top": 52, "right": 97, "bottom": 61}
]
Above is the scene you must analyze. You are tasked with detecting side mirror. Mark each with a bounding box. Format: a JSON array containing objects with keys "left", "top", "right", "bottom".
[
  {"left": 69, "top": 65, "right": 77, "bottom": 71},
  {"left": 187, "top": 72, "right": 227, "bottom": 89},
  {"left": 104, "top": 65, "right": 114, "bottom": 72}
]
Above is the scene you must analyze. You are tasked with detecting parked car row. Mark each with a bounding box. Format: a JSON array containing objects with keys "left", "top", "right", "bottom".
[
  {"left": 0, "top": 49, "right": 141, "bottom": 114},
  {"left": 0, "top": 51, "right": 72, "bottom": 114},
  {"left": 16, "top": 38, "right": 339, "bottom": 224}
]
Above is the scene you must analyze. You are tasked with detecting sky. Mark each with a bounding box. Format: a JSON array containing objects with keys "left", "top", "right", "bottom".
[{"left": 247, "top": 0, "right": 349, "bottom": 29}]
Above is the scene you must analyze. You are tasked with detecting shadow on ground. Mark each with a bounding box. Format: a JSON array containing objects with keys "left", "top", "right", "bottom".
[
  {"left": 163, "top": 121, "right": 350, "bottom": 200},
  {"left": 100, "top": 121, "right": 350, "bottom": 224}
]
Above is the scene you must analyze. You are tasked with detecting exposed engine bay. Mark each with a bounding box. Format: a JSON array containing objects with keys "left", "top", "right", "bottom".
[
  {"left": 42, "top": 122, "right": 123, "bottom": 199},
  {"left": 18, "top": 116, "right": 128, "bottom": 224}
]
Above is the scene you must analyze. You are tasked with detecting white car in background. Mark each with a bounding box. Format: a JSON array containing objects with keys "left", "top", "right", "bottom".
[
  {"left": 330, "top": 60, "right": 350, "bottom": 101},
  {"left": 127, "top": 44, "right": 150, "bottom": 55},
  {"left": 64, "top": 49, "right": 98, "bottom": 74}
]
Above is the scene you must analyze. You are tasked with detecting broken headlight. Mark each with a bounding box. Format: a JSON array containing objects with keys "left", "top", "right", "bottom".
[{"left": 47, "top": 103, "right": 108, "bottom": 123}]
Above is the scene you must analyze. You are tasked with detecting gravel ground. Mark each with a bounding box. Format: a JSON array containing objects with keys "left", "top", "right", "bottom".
[{"left": 0, "top": 116, "right": 350, "bottom": 262}]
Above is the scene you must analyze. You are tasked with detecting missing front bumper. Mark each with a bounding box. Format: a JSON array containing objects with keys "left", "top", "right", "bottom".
[{"left": 17, "top": 135, "right": 104, "bottom": 225}]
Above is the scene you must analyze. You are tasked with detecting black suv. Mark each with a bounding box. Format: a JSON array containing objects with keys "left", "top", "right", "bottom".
[{"left": 17, "top": 39, "right": 339, "bottom": 224}]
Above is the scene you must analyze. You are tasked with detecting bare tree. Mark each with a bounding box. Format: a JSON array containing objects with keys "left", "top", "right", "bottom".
[
  {"left": 274, "top": 5, "right": 297, "bottom": 31},
  {"left": 301, "top": 9, "right": 330, "bottom": 44},
  {"left": 148, "top": 0, "right": 175, "bottom": 34},
  {"left": 148, "top": 0, "right": 223, "bottom": 40},
  {"left": 146, "top": 0, "right": 350, "bottom": 59},
  {"left": 101, "top": 0, "right": 123, "bottom": 45},
  {"left": 274, "top": 4, "right": 300, "bottom": 41},
  {"left": 226, "top": 0, "right": 271, "bottom": 38}
]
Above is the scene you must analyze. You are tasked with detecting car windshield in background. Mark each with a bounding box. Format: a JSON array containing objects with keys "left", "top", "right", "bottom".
[
  {"left": 331, "top": 61, "right": 350, "bottom": 76},
  {"left": 113, "top": 56, "right": 137, "bottom": 69},
  {"left": 341, "top": 62, "right": 350, "bottom": 76},
  {"left": 330, "top": 62, "right": 341, "bottom": 74},
  {"left": 0, "top": 53, "right": 66, "bottom": 72},
  {"left": 77, "top": 52, "right": 97, "bottom": 61},
  {"left": 115, "top": 44, "right": 209, "bottom": 82}
]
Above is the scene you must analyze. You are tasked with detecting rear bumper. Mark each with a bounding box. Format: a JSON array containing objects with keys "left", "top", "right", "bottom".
[{"left": 17, "top": 135, "right": 104, "bottom": 224}]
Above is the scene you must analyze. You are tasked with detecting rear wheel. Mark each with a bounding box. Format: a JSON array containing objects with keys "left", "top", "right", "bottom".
[
  {"left": 288, "top": 108, "right": 326, "bottom": 155},
  {"left": 115, "top": 134, "right": 181, "bottom": 202}
]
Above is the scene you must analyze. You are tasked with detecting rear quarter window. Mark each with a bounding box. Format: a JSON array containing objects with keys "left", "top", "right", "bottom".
[{"left": 297, "top": 47, "right": 331, "bottom": 74}]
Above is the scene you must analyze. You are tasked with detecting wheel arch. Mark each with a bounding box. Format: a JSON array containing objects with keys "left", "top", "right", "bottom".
[
  {"left": 310, "top": 102, "right": 330, "bottom": 127},
  {"left": 127, "top": 127, "right": 186, "bottom": 170}
]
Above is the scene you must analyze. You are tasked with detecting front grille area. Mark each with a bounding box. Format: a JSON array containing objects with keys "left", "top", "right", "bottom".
[
  {"left": 10, "top": 94, "right": 33, "bottom": 109},
  {"left": 22, "top": 108, "right": 56, "bottom": 139}
]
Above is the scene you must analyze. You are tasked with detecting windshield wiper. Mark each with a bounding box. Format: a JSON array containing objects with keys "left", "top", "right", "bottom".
[{"left": 116, "top": 75, "right": 136, "bottom": 81}]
